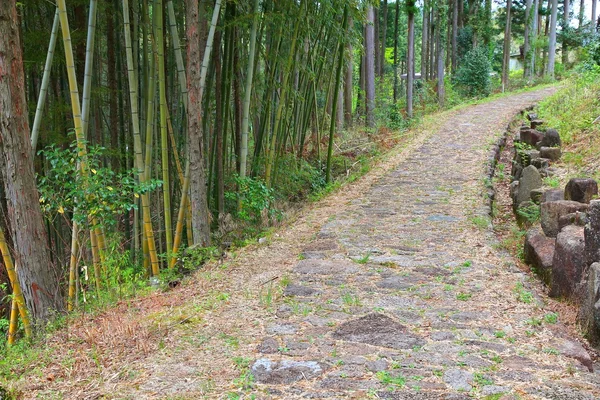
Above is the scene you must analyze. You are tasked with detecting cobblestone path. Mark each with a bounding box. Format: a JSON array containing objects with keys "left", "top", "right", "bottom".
[
  {"left": 246, "top": 89, "right": 600, "bottom": 399},
  {"left": 26, "top": 88, "right": 600, "bottom": 400}
]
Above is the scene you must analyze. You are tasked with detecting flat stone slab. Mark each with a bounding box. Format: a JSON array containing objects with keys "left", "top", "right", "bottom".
[
  {"left": 283, "top": 284, "right": 320, "bottom": 297},
  {"left": 443, "top": 368, "right": 473, "bottom": 391},
  {"left": 294, "top": 259, "right": 359, "bottom": 275},
  {"left": 251, "top": 358, "right": 324, "bottom": 384},
  {"left": 332, "top": 313, "right": 424, "bottom": 349}
]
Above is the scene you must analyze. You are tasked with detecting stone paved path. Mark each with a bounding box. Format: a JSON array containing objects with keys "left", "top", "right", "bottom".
[
  {"left": 22, "top": 88, "right": 600, "bottom": 400},
  {"left": 247, "top": 89, "right": 600, "bottom": 399}
]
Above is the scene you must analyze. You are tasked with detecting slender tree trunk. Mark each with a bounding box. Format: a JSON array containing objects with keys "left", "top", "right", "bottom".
[
  {"left": 562, "top": 0, "right": 569, "bottom": 68},
  {"left": 0, "top": 0, "right": 64, "bottom": 324},
  {"left": 547, "top": 0, "right": 558, "bottom": 77},
  {"left": 436, "top": 1, "right": 445, "bottom": 106},
  {"left": 502, "top": 0, "right": 512, "bottom": 92},
  {"left": 393, "top": 0, "right": 400, "bottom": 102},
  {"left": 407, "top": 0, "right": 415, "bottom": 118},
  {"left": 344, "top": 17, "right": 353, "bottom": 127},
  {"left": 593, "top": 0, "right": 597, "bottom": 32},
  {"left": 187, "top": 0, "right": 221, "bottom": 246},
  {"left": 578, "top": 0, "right": 584, "bottom": 28},
  {"left": 532, "top": 0, "right": 539, "bottom": 75},
  {"left": 374, "top": 7, "right": 380, "bottom": 79},
  {"left": 523, "top": 0, "right": 533, "bottom": 79},
  {"left": 421, "top": 0, "right": 429, "bottom": 79},
  {"left": 380, "top": 0, "right": 388, "bottom": 77},
  {"left": 452, "top": 0, "right": 458, "bottom": 73},
  {"left": 365, "top": 6, "right": 376, "bottom": 127}
]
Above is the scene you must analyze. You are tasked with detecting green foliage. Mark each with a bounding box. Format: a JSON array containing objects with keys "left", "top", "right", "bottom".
[
  {"left": 273, "top": 157, "right": 327, "bottom": 202},
  {"left": 454, "top": 46, "right": 491, "bottom": 98},
  {"left": 37, "top": 140, "right": 161, "bottom": 228},
  {"left": 516, "top": 203, "right": 540, "bottom": 225},
  {"left": 376, "top": 371, "right": 405, "bottom": 388},
  {"left": 513, "top": 282, "right": 534, "bottom": 304},
  {"left": 225, "top": 176, "right": 280, "bottom": 224}
]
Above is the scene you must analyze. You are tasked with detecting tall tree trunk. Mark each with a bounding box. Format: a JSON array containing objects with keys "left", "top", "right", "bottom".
[
  {"left": 380, "top": 0, "right": 388, "bottom": 77},
  {"left": 502, "top": 0, "right": 512, "bottom": 92},
  {"left": 407, "top": 0, "right": 415, "bottom": 118},
  {"left": 593, "top": 0, "right": 597, "bottom": 32},
  {"left": 532, "top": 0, "right": 539, "bottom": 75},
  {"left": 374, "top": 7, "right": 380, "bottom": 78},
  {"left": 451, "top": 0, "right": 458, "bottom": 73},
  {"left": 187, "top": 0, "right": 221, "bottom": 246},
  {"left": 547, "top": 0, "right": 558, "bottom": 77},
  {"left": 578, "top": 0, "right": 584, "bottom": 28},
  {"left": 344, "top": 17, "right": 353, "bottom": 127},
  {"left": 365, "top": 6, "right": 376, "bottom": 127},
  {"left": 436, "top": 1, "right": 445, "bottom": 106},
  {"left": 523, "top": 0, "right": 533, "bottom": 79},
  {"left": 421, "top": 0, "right": 429, "bottom": 79},
  {"left": 393, "top": 0, "right": 400, "bottom": 102},
  {"left": 562, "top": 0, "right": 569, "bottom": 68},
  {"left": 107, "top": 0, "right": 119, "bottom": 170},
  {"left": 0, "top": 0, "right": 64, "bottom": 323}
]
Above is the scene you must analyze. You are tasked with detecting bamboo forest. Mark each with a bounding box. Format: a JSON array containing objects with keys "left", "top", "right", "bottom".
[{"left": 2, "top": 0, "right": 600, "bottom": 398}]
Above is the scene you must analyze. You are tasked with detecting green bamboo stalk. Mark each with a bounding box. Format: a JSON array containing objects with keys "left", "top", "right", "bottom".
[
  {"left": 123, "top": 0, "right": 161, "bottom": 276},
  {"left": 31, "top": 8, "right": 59, "bottom": 153},
  {"left": 239, "top": 0, "right": 260, "bottom": 199},
  {"left": 154, "top": 0, "right": 173, "bottom": 260},
  {"left": 326, "top": 5, "right": 349, "bottom": 183},
  {"left": 167, "top": 0, "right": 188, "bottom": 111}
]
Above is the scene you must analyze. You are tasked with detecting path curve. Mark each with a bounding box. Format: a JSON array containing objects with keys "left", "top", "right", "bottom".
[{"left": 22, "top": 88, "right": 600, "bottom": 399}]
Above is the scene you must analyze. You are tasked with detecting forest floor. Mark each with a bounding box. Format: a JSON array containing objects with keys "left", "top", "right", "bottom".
[{"left": 13, "top": 87, "right": 600, "bottom": 399}]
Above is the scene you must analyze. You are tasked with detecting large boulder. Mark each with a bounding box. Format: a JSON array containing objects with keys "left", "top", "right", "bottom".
[
  {"left": 520, "top": 129, "right": 544, "bottom": 147},
  {"left": 579, "top": 263, "right": 600, "bottom": 345},
  {"left": 542, "top": 189, "right": 564, "bottom": 203},
  {"left": 530, "top": 158, "right": 550, "bottom": 170},
  {"left": 538, "top": 128, "right": 562, "bottom": 148},
  {"left": 550, "top": 225, "right": 586, "bottom": 299},
  {"left": 585, "top": 200, "right": 600, "bottom": 266},
  {"left": 564, "top": 178, "right": 598, "bottom": 204},
  {"left": 558, "top": 212, "right": 588, "bottom": 232},
  {"left": 540, "top": 200, "right": 589, "bottom": 238},
  {"left": 539, "top": 146, "right": 561, "bottom": 161},
  {"left": 516, "top": 165, "right": 543, "bottom": 206},
  {"left": 524, "top": 227, "right": 555, "bottom": 285}
]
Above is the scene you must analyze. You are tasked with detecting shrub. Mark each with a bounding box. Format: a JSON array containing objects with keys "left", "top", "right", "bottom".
[{"left": 454, "top": 46, "right": 491, "bottom": 98}]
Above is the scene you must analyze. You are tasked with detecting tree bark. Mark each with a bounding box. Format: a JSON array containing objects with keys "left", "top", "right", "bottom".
[
  {"left": 593, "top": 0, "right": 597, "bottom": 32},
  {"left": 393, "top": 0, "right": 400, "bottom": 102},
  {"left": 365, "top": 6, "right": 376, "bottom": 127},
  {"left": 547, "top": 0, "right": 558, "bottom": 77},
  {"left": 562, "top": 0, "right": 569, "bottom": 68},
  {"left": 421, "top": 0, "right": 429, "bottom": 79},
  {"left": 380, "top": 0, "right": 388, "bottom": 77},
  {"left": 523, "top": 0, "right": 533, "bottom": 79},
  {"left": 0, "top": 0, "right": 63, "bottom": 323},
  {"left": 502, "top": 0, "right": 513, "bottom": 92},
  {"left": 407, "top": 0, "right": 415, "bottom": 118},
  {"left": 187, "top": 0, "right": 220, "bottom": 246},
  {"left": 344, "top": 16, "right": 353, "bottom": 127},
  {"left": 451, "top": 0, "right": 458, "bottom": 74}
]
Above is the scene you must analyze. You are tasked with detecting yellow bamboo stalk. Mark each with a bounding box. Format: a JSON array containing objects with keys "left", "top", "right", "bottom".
[
  {"left": 90, "top": 228, "right": 101, "bottom": 293},
  {"left": 0, "top": 228, "right": 31, "bottom": 339},
  {"left": 67, "top": 221, "right": 79, "bottom": 311},
  {"left": 7, "top": 299, "right": 18, "bottom": 345}
]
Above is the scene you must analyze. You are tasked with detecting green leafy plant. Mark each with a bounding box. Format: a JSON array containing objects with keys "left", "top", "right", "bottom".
[{"left": 454, "top": 46, "right": 492, "bottom": 97}]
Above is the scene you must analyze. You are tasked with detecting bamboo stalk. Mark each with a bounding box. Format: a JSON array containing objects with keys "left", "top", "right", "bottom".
[
  {"left": 31, "top": 8, "right": 59, "bottom": 153},
  {"left": 67, "top": 222, "right": 79, "bottom": 311},
  {"left": 123, "top": 0, "right": 161, "bottom": 276},
  {"left": 7, "top": 298, "right": 18, "bottom": 345},
  {"left": 167, "top": 0, "right": 188, "bottom": 111}
]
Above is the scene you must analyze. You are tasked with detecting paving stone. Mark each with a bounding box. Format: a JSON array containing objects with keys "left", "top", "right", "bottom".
[
  {"left": 294, "top": 259, "right": 359, "bottom": 275},
  {"left": 257, "top": 337, "right": 279, "bottom": 354},
  {"left": 284, "top": 284, "right": 320, "bottom": 297},
  {"left": 266, "top": 323, "right": 298, "bottom": 335},
  {"left": 251, "top": 358, "right": 324, "bottom": 384},
  {"left": 443, "top": 368, "right": 473, "bottom": 391},
  {"left": 332, "top": 313, "right": 425, "bottom": 350}
]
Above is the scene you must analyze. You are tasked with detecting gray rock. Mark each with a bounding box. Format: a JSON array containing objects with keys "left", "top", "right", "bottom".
[
  {"left": 541, "top": 200, "right": 589, "bottom": 238},
  {"left": 516, "top": 165, "right": 543, "bottom": 206},
  {"left": 510, "top": 181, "right": 520, "bottom": 202},
  {"left": 511, "top": 163, "right": 523, "bottom": 181},
  {"left": 538, "top": 128, "right": 562, "bottom": 148},
  {"left": 443, "top": 368, "right": 473, "bottom": 391},
  {"left": 565, "top": 178, "right": 599, "bottom": 204},
  {"left": 531, "top": 158, "right": 550, "bottom": 170},
  {"left": 542, "top": 189, "right": 565, "bottom": 203},
  {"left": 559, "top": 339, "right": 594, "bottom": 372},
  {"left": 266, "top": 323, "right": 298, "bottom": 335},
  {"left": 585, "top": 200, "right": 600, "bottom": 266},
  {"left": 366, "top": 359, "right": 388, "bottom": 372},
  {"left": 527, "top": 112, "right": 538, "bottom": 121},
  {"left": 332, "top": 313, "right": 424, "bottom": 350},
  {"left": 283, "top": 284, "right": 320, "bottom": 297},
  {"left": 558, "top": 212, "right": 588, "bottom": 231},
  {"left": 579, "top": 263, "right": 600, "bottom": 345},
  {"left": 540, "top": 146, "right": 561, "bottom": 161},
  {"left": 520, "top": 128, "right": 544, "bottom": 147},
  {"left": 531, "top": 119, "right": 545, "bottom": 129},
  {"left": 524, "top": 227, "right": 555, "bottom": 285},
  {"left": 257, "top": 337, "right": 279, "bottom": 354},
  {"left": 294, "top": 259, "right": 359, "bottom": 275},
  {"left": 481, "top": 385, "right": 510, "bottom": 396},
  {"left": 550, "top": 225, "right": 586, "bottom": 299},
  {"left": 251, "top": 358, "right": 324, "bottom": 384}
]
